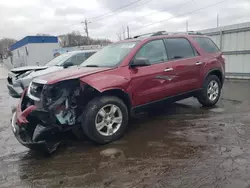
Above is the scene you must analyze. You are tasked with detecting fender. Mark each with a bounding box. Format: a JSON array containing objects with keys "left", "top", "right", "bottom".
[
  {"left": 80, "top": 75, "right": 133, "bottom": 110},
  {"left": 80, "top": 74, "right": 129, "bottom": 93}
]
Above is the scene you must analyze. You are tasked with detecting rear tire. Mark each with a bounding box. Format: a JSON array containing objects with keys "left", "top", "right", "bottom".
[
  {"left": 197, "top": 75, "right": 221, "bottom": 107},
  {"left": 81, "top": 96, "right": 128, "bottom": 144}
]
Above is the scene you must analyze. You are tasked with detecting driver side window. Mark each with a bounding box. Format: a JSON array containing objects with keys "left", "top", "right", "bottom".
[{"left": 135, "top": 39, "right": 168, "bottom": 65}]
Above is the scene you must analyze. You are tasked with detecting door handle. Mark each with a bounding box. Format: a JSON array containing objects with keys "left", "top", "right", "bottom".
[
  {"left": 164, "top": 68, "right": 173, "bottom": 72},
  {"left": 195, "top": 61, "right": 203, "bottom": 65}
]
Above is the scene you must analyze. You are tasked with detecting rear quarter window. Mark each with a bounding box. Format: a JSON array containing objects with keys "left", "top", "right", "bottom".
[{"left": 193, "top": 37, "right": 220, "bottom": 53}]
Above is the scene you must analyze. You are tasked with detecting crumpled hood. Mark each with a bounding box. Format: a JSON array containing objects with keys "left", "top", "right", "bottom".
[
  {"left": 11, "top": 66, "right": 48, "bottom": 74},
  {"left": 36, "top": 66, "right": 113, "bottom": 84},
  {"left": 28, "top": 66, "right": 64, "bottom": 78}
]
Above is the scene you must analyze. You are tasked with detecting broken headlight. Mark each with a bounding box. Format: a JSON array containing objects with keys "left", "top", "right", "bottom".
[{"left": 42, "top": 80, "right": 80, "bottom": 125}]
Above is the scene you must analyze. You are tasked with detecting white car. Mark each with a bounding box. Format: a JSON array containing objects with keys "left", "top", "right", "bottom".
[{"left": 7, "top": 50, "right": 97, "bottom": 98}]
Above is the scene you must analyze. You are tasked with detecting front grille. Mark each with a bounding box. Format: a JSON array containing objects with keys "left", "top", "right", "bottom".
[
  {"left": 7, "top": 77, "right": 12, "bottom": 85},
  {"left": 29, "top": 82, "right": 44, "bottom": 100}
]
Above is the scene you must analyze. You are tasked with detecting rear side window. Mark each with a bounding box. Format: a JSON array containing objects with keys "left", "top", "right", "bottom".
[
  {"left": 193, "top": 37, "right": 220, "bottom": 53},
  {"left": 165, "top": 38, "right": 195, "bottom": 60}
]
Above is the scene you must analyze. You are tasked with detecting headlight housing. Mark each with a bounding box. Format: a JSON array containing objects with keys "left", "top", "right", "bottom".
[{"left": 41, "top": 80, "right": 80, "bottom": 110}]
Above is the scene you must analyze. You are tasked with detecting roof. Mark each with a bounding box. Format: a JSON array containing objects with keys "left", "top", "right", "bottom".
[{"left": 9, "top": 36, "right": 58, "bottom": 51}]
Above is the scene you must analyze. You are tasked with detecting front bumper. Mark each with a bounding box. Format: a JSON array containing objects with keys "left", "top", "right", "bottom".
[
  {"left": 11, "top": 112, "right": 48, "bottom": 150},
  {"left": 12, "top": 92, "right": 61, "bottom": 153},
  {"left": 7, "top": 84, "right": 23, "bottom": 98}
]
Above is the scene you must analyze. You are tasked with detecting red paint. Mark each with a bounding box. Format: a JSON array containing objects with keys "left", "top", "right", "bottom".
[
  {"left": 18, "top": 34, "right": 225, "bottom": 111},
  {"left": 16, "top": 90, "right": 37, "bottom": 126},
  {"left": 38, "top": 67, "right": 113, "bottom": 84}
]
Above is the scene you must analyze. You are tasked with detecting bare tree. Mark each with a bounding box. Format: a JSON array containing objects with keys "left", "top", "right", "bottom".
[
  {"left": 36, "top": 33, "right": 51, "bottom": 36},
  {"left": 0, "top": 38, "right": 17, "bottom": 58},
  {"left": 116, "top": 31, "right": 123, "bottom": 41},
  {"left": 58, "top": 31, "right": 111, "bottom": 47}
]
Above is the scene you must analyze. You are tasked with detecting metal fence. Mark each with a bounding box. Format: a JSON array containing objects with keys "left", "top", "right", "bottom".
[{"left": 200, "top": 22, "right": 250, "bottom": 79}]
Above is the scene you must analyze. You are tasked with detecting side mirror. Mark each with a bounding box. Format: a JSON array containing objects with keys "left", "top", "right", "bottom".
[
  {"left": 130, "top": 58, "right": 150, "bottom": 68},
  {"left": 63, "top": 62, "right": 74, "bottom": 68}
]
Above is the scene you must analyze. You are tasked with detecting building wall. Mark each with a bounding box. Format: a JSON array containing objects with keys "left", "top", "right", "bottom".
[
  {"left": 27, "top": 43, "right": 59, "bottom": 66},
  {"left": 200, "top": 22, "right": 250, "bottom": 79},
  {"left": 11, "top": 42, "right": 59, "bottom": 67},
  {"left": 11, "top": 44, "right": 29, "bottom": 67}
]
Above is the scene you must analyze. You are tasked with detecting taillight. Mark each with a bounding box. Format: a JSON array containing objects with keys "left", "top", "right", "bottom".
[{"left": 222, "top": 55, "right": 226, "bottom": 61}]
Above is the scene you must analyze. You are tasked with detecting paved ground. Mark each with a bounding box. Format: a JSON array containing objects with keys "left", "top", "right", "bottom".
[
  {"left": 1, "top": 79, "right": 250, "bottom": 188},
  {"left": 0, "top": 63, "right": 8, "bottom": 79}
]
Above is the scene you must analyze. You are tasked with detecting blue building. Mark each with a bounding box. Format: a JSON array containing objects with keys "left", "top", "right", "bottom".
[{"left": 9, "top": 36, "right": 59, "bottom": 67}]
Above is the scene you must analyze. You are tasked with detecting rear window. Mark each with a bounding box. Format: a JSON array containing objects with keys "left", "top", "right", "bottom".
[{"left": 193, "top": 37, "right": 220, "bottom": 53}]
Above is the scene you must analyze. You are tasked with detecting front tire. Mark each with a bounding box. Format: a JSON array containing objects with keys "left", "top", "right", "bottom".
[
  {"left": 81, "top": 96, "right": 129, "bottom": 144},
  {"left": 197, "top": 75, "right": 221, "bottom": 107}
]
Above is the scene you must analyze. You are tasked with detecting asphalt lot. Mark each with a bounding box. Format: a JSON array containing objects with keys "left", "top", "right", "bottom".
[{"left": 1, "top": 79, "right": 250, "bottom": 188}]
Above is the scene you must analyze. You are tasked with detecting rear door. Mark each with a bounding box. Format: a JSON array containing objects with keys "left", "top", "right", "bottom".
[
  {"left": 164, "top": 37, "right": 203, "bottom": 94},
  {"left": 192, "top": 36, "right": 225, "bottom": 82}
]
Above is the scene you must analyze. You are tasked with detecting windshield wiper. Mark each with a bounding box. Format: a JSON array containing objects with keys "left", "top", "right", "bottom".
[{"left": 85, "top": 65, "right": 99, "bottom": 67}]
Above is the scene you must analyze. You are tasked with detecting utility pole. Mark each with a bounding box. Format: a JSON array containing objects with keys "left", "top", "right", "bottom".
[
  {"left": 217, "top": 13, "right": 219, "bottom": 28},
  {"left": 122, "top": 26, "right": 126, "bottom": 40},
  {"left": 127, "top": 25, "right": 130, "bottom": 38},
  {"left": 82, "top": 19, "right": 90, "bottom": 45},
  {"left": 186, "top": 20, "right": 189, "bottom": 32}
]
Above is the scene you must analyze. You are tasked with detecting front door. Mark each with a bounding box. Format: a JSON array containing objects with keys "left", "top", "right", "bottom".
[{"left": 129, "top": 39, "right": 179, "bottom": 106}]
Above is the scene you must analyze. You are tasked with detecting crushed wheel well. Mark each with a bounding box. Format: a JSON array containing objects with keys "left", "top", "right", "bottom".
[{"left": 101, "top": 89, "right": 132, "bottom": 112}]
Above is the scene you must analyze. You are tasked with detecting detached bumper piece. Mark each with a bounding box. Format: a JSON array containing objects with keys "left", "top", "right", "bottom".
[{"left": 11, "top": 112, "right": 61, "bottom": 154}]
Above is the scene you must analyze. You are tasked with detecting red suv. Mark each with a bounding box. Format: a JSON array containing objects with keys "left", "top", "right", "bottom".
[{"left": 12, "top": 31, "right": 225, "bottom": 152}]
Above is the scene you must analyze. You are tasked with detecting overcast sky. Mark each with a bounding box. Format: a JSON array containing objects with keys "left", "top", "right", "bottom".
[{"left": 0, "top": 0, "right": 249, "bottom": 41}]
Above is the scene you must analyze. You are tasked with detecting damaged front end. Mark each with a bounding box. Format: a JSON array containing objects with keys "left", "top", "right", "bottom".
[{"left": 12, "top": 79, "right": 98, "bottom": 153}]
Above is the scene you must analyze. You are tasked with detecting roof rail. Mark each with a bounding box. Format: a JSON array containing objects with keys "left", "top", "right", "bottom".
[
  {"left": 133, "top": 31, "right": 166, "bottom": 38},
  {"left": 151, "top": 31, "right": 168, "bottom": 36},
  {"left": 132, "top": 30, "right": 203, "bottom": 39}
]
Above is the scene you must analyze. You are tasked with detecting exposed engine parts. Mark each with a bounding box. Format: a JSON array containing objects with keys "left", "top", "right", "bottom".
[
  {"left": 40, "top": 80, "right": 83, "bottom": 126},
  {"left": 15, "top": 79, "right": 100, "bottom": 153},
  {"left": 54, "top": 98, "right": 76, "bottom": 125}
]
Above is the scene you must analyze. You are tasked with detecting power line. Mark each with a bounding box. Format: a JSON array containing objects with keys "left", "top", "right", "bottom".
[
  {"left": 57, "top": 0, "right": 153, "bottom": 32},
  {"left": 188, "top": 13, "right": 250, "bottom": 29},
  {"left": 105, "top": 0, "right": 154, "bottom": 19},
  {"left": 107, "top": 0, "right": 194, "bottom": 38},
  {"left": 133, "top": 0, "right": 229, "bottom": 32},
  {"left": 89, "top": 0, "right": 144, "bottom": 21},
  {"left": 52, "top": 0, "right": 156, "bottom": 36},
  {"left": 131, "top": 0, "right": 194, "bottom": 24}
]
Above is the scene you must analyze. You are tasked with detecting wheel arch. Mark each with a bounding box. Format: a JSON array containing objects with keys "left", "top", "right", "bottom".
[
  {"left": 101, "top": 89, "right": 132, "bottom": 115},
  {"left": 205, "top": 68, "right": 224, "bottom": 85}
]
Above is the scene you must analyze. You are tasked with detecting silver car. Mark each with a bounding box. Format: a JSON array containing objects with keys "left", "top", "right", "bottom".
[{"left": 7, "top": 50, "right": 97, "bottom": 98}]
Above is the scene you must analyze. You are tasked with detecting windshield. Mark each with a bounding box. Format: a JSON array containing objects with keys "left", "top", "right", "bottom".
[
  {"left": 45, "top": 53, "right": 72, "bottom": 66},
  {"left": 81, "top": 42, "right": 138, "bottom": 67}
]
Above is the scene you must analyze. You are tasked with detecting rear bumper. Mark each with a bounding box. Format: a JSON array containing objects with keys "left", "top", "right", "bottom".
[{"left": 7, "top": 84, "right": 23, "bottom": 98}]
